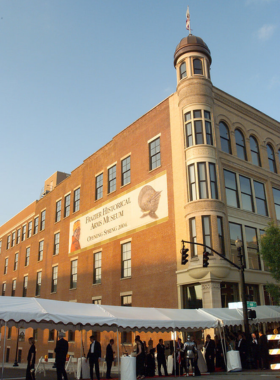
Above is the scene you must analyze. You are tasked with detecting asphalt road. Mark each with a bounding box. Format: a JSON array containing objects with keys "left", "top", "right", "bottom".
[{"left": 1, "top": 368, "right": 280, "bottom": 380}]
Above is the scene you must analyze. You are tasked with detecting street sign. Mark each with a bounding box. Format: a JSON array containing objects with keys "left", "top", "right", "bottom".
[{"left": 228, "top": 301, "right": 257, "bottom": 309}]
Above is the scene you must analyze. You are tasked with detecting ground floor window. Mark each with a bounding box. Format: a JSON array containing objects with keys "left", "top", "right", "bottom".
[
  {"left": 182, "top": 284, "right": 202, "bottom": 309},
  {"left": 221, "top": 282, "right": 239, "bottom": 308},
  {"left": 245, "top": 283, "right": 260, "bottom": 305}
]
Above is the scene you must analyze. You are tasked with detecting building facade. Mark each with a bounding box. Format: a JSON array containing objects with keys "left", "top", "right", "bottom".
[{"left": 0, "top": 34, "right": 279, "bottom": 361}]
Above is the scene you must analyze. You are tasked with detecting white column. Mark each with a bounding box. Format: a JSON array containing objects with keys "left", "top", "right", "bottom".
[{"left": 201, "top": 282, "right": 222, "bottom": 308}]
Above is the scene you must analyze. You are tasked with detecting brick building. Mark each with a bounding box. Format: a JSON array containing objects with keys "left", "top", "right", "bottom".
[{"left": 1, "top": 33, "right": 279, "bottom": 362}]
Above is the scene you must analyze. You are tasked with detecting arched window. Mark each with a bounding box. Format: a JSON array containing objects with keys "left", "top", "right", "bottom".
[
  {"left": 267, "top": 144, "right": 277, "bottom": 173},
  {"left": 193, "top": 59, "right": 203, "bottom": 75},
  {"left": 235, "top": 129, "right": 247, "bottom": 160},
  {"left": 219, "top": 122, "right": 231, "bottom": 154},
  {"left": 250, "top": 136, "right": 261, "bottom": 166},
  {"left": 180, "top": 62, "right": 187, "bottom": 79}
]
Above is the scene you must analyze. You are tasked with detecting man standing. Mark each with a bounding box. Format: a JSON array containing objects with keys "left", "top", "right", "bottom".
[
  {"left": 251, "top": 333, "right": 259, "bottom": 369},
  {"left": 106, "top": 339, "right": 115, "bottom": 379},
  {"left": 55, "top": 331, "right": 68, "bottom": 380},
  {"left": 204, "top": 334, "right": 215, "bottom": 372},
  {"left": 157, "top": 339, "right": 168, "bottom": 377},
  {"left": 237, "top": 333, "right": 247, "bottom": 369},
  {"left": 87, "top": 335, "right": 101, "bottom": 380},
  {"left": 259, "top": 330, "right": 269, "bottom": 369}
]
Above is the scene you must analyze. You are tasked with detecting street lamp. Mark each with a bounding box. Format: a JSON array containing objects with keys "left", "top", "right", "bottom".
[{"left": 235, "top": 238, "right": 250, "bottom": 339}]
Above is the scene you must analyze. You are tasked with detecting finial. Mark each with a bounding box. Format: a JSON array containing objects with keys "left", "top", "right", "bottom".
[{"left": 186, "top": 6, "right": 192, "bottom": 35}]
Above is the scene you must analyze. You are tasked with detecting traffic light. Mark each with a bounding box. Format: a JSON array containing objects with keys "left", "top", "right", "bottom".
[
  {"left": 248, "top": 309, "right": 256, "bottom": 319},
  {"left": 203, "top": 250, "right": 210, "bottom": 267},
  {"left": 181, "top": 248, "right": 189, "bottom": 265}
]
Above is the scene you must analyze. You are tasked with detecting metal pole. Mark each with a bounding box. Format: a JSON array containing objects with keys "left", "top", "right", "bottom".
[
  {"left": 239, "top": 257, "right": 249, "bottom": 338},
  {"left": 116, "top": 328, "right": 120, "bottom": 379},
  {"left": 1, "top": 322, "right": 7, "bottom": 380},
  {"left": 13, "top": 327, "right": 19, "bottom": 366},
  {"left": 173, "top": 331, "right": 176, "bottom": 377}
]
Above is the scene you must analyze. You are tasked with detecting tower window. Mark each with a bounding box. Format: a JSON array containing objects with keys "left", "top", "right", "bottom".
[
  {"left": 193, "top": 59, "right": 203, "bottom": 75},
  {"left": 180, "top": 62, "right": 187, "bottom": 79},
  {"left": 184, "top": 110, "right": 212, "bottom": 148}
]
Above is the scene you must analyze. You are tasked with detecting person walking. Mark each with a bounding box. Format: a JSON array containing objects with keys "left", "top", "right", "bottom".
[
  {"left": 106, "top": 339, "right": 115, "bottom": 379},
  {"left": 26, "top": 337, "right": 36, "bottom": 380},
  {"left": 86, "top": 335, "right": 101, "bottom": 380},
  {"left": 54, "top": 331, "right": 68, "bottom": 380},
  {"left": 157, "top": 339, "right": 168, "bottom": 377}
]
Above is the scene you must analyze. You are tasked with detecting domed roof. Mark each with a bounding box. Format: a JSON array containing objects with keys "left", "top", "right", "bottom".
[{"left": 174, "top": 35, "right": 211, "bottom": 66}]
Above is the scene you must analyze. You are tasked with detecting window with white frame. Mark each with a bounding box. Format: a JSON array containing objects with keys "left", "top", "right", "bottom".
[
  {"left": 27, "top": 221, "right": 32, "bottom": 238},
  {"left": 34, "top": 217, "right": 39, "bottom": 234},
  {"left": 149, "top": 137, "right": 161, "bottom": 170},
  {"left": 36, "top": 271, "right": 42, "bottom": 296},
  {"left": 11, "top": 279, "right": 16, "bottom": 296},
  {"left": 16, "top": 229, "right": 21, "bottom": 244},
  {"left": 73, "top": 188, "right": 80, "bottom": 212},
  {"left": 55, "top": 200, "right": 61, "bottom": 222},
  {"left": 202, "top": 216, "right": 211, "bottom": 250},
  {"left": 51, "top": 266, "right": 58, "bottom": 293},
  {"left": 22, "top": 225, "right": 26, "bottom": 241},
  {"left": 54, "top": 233, "right": 60, "bottom": 255},
  {"left": 11, "top": 231, "right": 16, "bottom": 247},
  {"left": 93, "top": 252, "right": 102, "bottom": 284},
  {"left": 96, "top": 173, "right": 103, "bottom": 200},
  {"left": 14, "top": 252, "right": 18, "bottom": 271},
  {"left": 25, "top": 247, "right": 30, "bottom": 266},
  {"left": 70, "top": 260, "right": 78, "bottom": 289},
  {"left": 180, "top": 62, "right": 187, "bottom": 79},
  {"left": 189, "top": 218, "right": 197, "bottom": 257},
  {"left": 23, "top": 276, "right": 28, "bottom": 297},
  {"left": 4, "top": 258, "right": 8, "bottom": 274},
  {"left": 64, "top": 194, "right": 71, "bottom": 218},
  {"left": 108, "top": 165, "right": 117, "bottom": 193},
  {"left": 38, "top": 241, "right": 44, "bottom": 261},
  {"left": 121, "top": 242, "right": 131, "bottom": 278},
  {"left": 121, "top": 156, "right": 131, "bottom": 186},
  {"left": 40, "top": 210, "right": 46, "bottom": 231}
]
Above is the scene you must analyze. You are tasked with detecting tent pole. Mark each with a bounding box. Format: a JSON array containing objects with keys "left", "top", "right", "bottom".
[
  {"left": 173, "top": 330, "right": 176, "bottom": 377},
  {"left": 117, "top": 328, "right": 120, "bottom": 379},
  {"left": 1, "top": 322, "right": 7, "bottom": 380}
]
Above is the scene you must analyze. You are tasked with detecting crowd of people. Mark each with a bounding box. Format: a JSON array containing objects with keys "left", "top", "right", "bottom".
[{"left": 25, "top": 328, "right": 274, "bottom": 379}]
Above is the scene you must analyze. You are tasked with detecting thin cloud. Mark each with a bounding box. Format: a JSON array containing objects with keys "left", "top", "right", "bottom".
[
  {"left": 267, "top": 76, "right": 280, "bottom": 90},
  {"left": 257, "top": 24, "right": 277, "bottom": 41}
]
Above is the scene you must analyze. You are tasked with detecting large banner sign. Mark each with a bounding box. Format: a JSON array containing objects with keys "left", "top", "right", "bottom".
[{"left": 69, "top": 172, "right": 168, "bottom": 253}]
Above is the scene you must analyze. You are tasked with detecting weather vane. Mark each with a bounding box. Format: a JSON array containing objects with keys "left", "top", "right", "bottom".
[{"left": 186, "top": 6, "right": 192, "bottom": 35}]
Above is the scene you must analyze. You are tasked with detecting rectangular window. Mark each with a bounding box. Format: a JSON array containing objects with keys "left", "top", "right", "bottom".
[
  {"left": 11, "top": 232, "right": 16, "bottom": 247},
  {"left": 224, "top": 170, "right": 239, "bottom": 208},
  {"left": 245, "top": 226, "right": 261, "bottom": 270},
  {"left": 7, "top": 327, "right": 12, "bottom": 339},
  {"left": 221, "top": 282, "right": 239, "bottom": 308},
  {"left": 240, "top": 175, "right": 254, "bottom": 212},
  {"left": 55, "top": 200, "right": 61, "bottom": 222},
  {"left": 202, "top": 216, "right": 211, "bottom": 249},
  {"left": 188, "top": 164, "right": 197, "bottom": 201},
  {"left": 217, "top": 217, "right": 225, "bottom": 255},
  {"left": 121, "top": 295, "right": 132, "bottom": 306},
  {"left": 149, "top": 137, "right": 161, "bottom": 170},
  {"left": 70, "top": 260, "right": 78, "bottom": 289},
  {"left": 54, "top": 233, "right": 60, "bottom": 255},
  {"left": 22, "top": 225, "right": 26, "bottom": 241},
  {"left": 182, "top": 284, "right": 203, "bottom": 309},
  {"left": 73, "top": 188, "right": 80, "bottom": 212},
  {"left": 92, "top": 299, "right": 102, "bottom": 305},
  {"left": 253, "top": 181, "right": 268, "bottom": 216},
  {"left": 194, "top": 120, "right": 204, "bottom": 144},
  {"left": 34, "top": 217, "right": 39, "bottom": 234},
  {"left": 204, "top": 111, "right": 213, "bottom": 145},
  {"left": 93, "top": 252, "right": 102, "bottom": 284},
  {"left": 38, "top": 241, "right": 44, "bottom": 261},
  {"left": 27, "top": 221, "right": 32, "bottom": 238},
  {"left": 6, "top": 235, "right": 11, "bottom": 250},
  {"left": 108, "top": 165, "right": 117, "bottom": 193},
  {"left": 198, "top": 163, "right": 208, "bottom": 199},
  {"left": 36, "top": 271, "right": 42, "bottom": 296},
  {"left": 48, "top": 329, "right": 55, "bottom": 341},
  {"left": 11, "top": 279, "right": 16, "bottom": 296},
  {"left": 245, "top": 284, "right": 260, "bottom": 304},
  {"left": 16, "top": 229, "right": 21, "bottom": 244},
  {"left": 4, "top": 258, "right": 8, "bottom": 274},
  {"left": 95, "top": 173, "right": 103, "bottom": 200},
  {"left": 229, "top": 222, "right": 244, "bottom": 267},
  {"left": 121, "top": 156, "right": 131, "bottom": 186},
  {"left": 64, "top": 194, "right": 71, "bottom": 218},
  {"left": 189, "top": 218, "right": 197, "bottom": 257},
  {"left": 68, "top": 330, "right": 75, "bottom": 342},
  {"left": 23, "top": 276, "right": 28, "bottom": 297},
  {"left": 185, "top": 121, "right": 193, "bottom": 148},
  {"left": 40, "top": 210, "right": 46, "bottom": 230},
  {"left": 51, "top": 266, "right": 58, "bottom": 293},
  {"left": 209, "top": 163, "right": 218, "bottom": 199},
  {"left": 121, "top": 242, "right": 131, "bottom": 278},
  {"left": 273, "top": 188, "right": 280, "bottom": 220},
  {"left": 14, "top": 253, "right": 19, "bottom": 271},
  {"left": 25, "top": 247, "right": 30, "bottom": 266},
  {"left": 2, "top": 283, "right": 6, "bottom": 296},
  {"left": 121, "top": 331, "right": 132, "bottom": 344}
]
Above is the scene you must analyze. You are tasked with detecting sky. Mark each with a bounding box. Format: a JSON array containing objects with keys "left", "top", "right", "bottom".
[{"left": 0, "top": 0, "right": 279, "bottom": 227}]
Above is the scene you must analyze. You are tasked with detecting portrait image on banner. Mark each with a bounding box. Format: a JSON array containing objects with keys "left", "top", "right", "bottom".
[{"left": 69, "top": 172, "right": 168, "bottom": 253}]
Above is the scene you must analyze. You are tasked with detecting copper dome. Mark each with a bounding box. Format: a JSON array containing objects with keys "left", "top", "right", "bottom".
[{"left": 174, "top": 35, "right": 211, "bottom": 67}]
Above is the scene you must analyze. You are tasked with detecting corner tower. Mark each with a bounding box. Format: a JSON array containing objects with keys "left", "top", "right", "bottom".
[{"left": 171, "top": 35, "right": 229, "bottom": 310}]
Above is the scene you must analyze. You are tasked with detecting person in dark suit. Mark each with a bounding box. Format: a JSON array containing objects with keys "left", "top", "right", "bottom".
[
  {"left": 237, "top": 333, "right": 247, "bottom": 369},
  {"left": 106, "top": 339, "right": 115, "bottom": 379},
  {"left": 157, "top": 339, "right": 168, "bottom": 376},
  {"left": 175, "top": 337, "right": 184, "bottom": 376},
  {"left": 26, "top": 337, "right": 36, "bottom": 380},
  {"left": 259, "top": 331, "right": 269, "bottom": 369},
  {"left": 250, "top": 333, "right": 259, "bottom": 369},
  {"left": 204, "top": 334, "right": 215, "bottom": 372},
  {"left": 86, "top": 335, "right": 101, "bottom": 380},
  {"left": 54, "top": 331, "right": 69, "bottom": 380}
]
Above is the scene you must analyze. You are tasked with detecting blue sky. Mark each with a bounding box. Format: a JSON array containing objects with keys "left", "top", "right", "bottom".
[{"left": 0, "top": 0, "right": 279, "bottom": 227}]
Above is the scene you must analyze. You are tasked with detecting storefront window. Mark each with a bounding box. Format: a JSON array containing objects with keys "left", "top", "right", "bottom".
[
  {"left": 183, "top": 284, "right": 202, "bottom": 309},
  {"left": 221, "top": 282, "right": 239, "bottom": 308}
]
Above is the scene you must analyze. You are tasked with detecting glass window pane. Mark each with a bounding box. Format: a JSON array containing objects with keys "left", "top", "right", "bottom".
[{"left": 250, "top": 136, "right": 261, "bottom": 166}]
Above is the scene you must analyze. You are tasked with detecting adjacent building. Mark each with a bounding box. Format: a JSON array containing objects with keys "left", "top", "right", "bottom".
[{"left": 1, "top": 33, "right": 279, "bottom": 361}]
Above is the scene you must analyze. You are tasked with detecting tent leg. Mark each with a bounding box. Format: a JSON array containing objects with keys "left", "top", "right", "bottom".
[
  {"left": 1, "top": 322, "right": 7, "bottom": 380},
  {"left": 173, "top": 330, "right": 176, "bottom": 377},
  {"left": 117, "top": 328, "right": 120, "bottom": 379}
]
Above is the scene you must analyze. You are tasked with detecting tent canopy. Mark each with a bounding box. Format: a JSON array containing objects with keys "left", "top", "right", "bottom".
[
  {"left": 0, "top": 297, "right": 218, "bottom": 332},
  {"left": 1, "top": 297, "right": 280, "bottom": 332}
]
